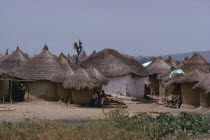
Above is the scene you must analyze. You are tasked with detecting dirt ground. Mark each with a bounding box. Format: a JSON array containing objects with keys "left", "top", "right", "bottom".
[{"left": 0, "top": 98, "right": 209, "bottom": 122}]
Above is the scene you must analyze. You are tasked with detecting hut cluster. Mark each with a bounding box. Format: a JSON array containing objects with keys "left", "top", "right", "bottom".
[
  {"left": 0, "top": 45, "right": 147, "bottom": 104},
  {"left": 0, "top": 45, "right": 210, "bottom": 108},
  {"left": 144, "top": 53, "right": 210, "bottom": 108}
]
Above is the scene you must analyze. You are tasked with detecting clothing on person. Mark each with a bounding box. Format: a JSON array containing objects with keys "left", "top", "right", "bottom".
[
  {"left": 100, "top": 90, "right": 107, "bottom": 105},
  {"left": 91, "top": 90, "right": 99, "bottom": 105},
  {"left": 91, "top": 92, "right": 98, "bottom": 100}
]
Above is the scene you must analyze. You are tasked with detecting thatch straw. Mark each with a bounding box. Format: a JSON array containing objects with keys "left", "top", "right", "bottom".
[
  {"left": 0, "top": 47, "right": 29, "bottom": 71},
  {"left": 174, "top": 69, "right": 205, "bottom": 84},
  {"left": 157, "top": 71, "right": 171, "bottom": 82},
  {"left": 51, "top": 65, "right": 73, "bottom": 83},
  {"left": 165, "top": 56, "right": 176, "bottom": 67},
  {"left": 89, "top": 50, "right": 97, "bottom": 57},
  {"left": 13, "top": 44, "right": 64, "bottom": 81},
  {"left": 177, "top": 61, "right": 186, "bottom": 69},
  {"left": 146, "top": 57, "right": 171, "bottom": 75},
  {"left": 82, "top": 49, "right": 148, "bottom": 77},
  {"left": 165, "top": 73, "right": 184, "bottom": 88},
  {"left": 193, "top": 73, "right": 210, "bottom": 94},
  {"left": 79, "top": 52, "right": 88, "bottom": 61},
  {"left": 63, "top": 67, "right": 105, "bottom": 90},
  {"left": 86, "top": 65, "right": 109, "bottom": 84},
  {"left": 0, "top": 49, "right": 9, "bottom": 64},
  {"left": 57, "top": 53, "right": 70, "bottom": 66},
  {"left": 181, "top": 53, "right": 209, "bottom": 73},
  {"left": 0, "top": 68, "right": 9, "bottom": 75}
]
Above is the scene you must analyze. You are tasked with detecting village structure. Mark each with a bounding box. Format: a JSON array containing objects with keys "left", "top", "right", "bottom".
[{"left": 0, "top": 44, "right": 210, "bottom": 110}]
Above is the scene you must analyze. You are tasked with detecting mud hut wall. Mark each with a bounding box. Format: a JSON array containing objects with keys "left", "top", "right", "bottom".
[
  {"left": 127, "top": 74, "right": 145, "bottom": 99},
  {"left": 199, "top": 90, "right": 210, "bottom": 107},
  {"left": 102, "top": 75, "right": 129, "bottom": 96},
  {"left": 57, "top": 83, "right": 71, "bottom": 101},
  {"left": 181, "top": 82, "right": 200, "bottom": 106},
  {"left": 71, "top": 88, "right": 93, "bottom": 104},
  {"left": 27, "top": 81, "right": 59, "bottom": 100},
  {"left": 148, "top": 75, "right": 159, "bottom": 93},
  {"left": 159, "top": 81, "right": 166, "bottom": 97},
  {"left": 0, "top": 76, "right": 9, "bottom": 99}
]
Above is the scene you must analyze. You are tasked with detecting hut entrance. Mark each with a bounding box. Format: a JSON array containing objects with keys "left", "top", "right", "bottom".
[
  {"left": 181, "top": 82, "right": 200, "bottom": 106},
  {"left": 149, "top": 75, "right": 159, "bottom": 95},
  {"left": 9, "top": 81, "right": 26, "bottom": 102}
]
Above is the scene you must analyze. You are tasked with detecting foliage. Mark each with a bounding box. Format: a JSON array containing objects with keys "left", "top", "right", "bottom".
[
  {"left": 0, "top": 110, "right": 209, "bottom": 140},
  {"left": 73, "top": 40, "right": 84, "bottom": 64}
]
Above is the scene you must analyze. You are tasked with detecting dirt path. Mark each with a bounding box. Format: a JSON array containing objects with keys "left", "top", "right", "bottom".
[{"left": 0, "top": 100, "right": 209, "bottom": 122}]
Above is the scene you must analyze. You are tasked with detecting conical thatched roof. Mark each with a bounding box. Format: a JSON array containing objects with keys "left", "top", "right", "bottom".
[
  {"left": 86, "top": 65, "right": 109, "bottom": 84},
  {"left": 165, "top": 56, "right": 176, "bottom": 67},
  {"left": 51, "top": 65, "right": 73, "bottom": 83},
  {"left": 57, "top": 53, "right": 69, "bottom": 66},
  {"left": 177, "top": 61, "right": 186, "bottom": 69},
  {"left": 51, "top": 53, "right": 73, "bottom": 83},
  {"left": 0, "top": 49, "right": 9, "bottom": 64},
  {"left": 90, "top": 50, "right": 97, "bottom": 57},
  {"left": 193, "top": 74, "right": 210, "bottom": 94},
  {"left": 82, "top": 49, "right": 148, "bottom": 77},
  {"left": 181, "top": 53, "right": 209, "bottom": 73},
  {"left": 79, "top": 52, "right": 88, "bottom": 61},
  {"left": 174, "top": 69, "right": 205, "bottom": 84},
  {"left": 146, "top": 57, "right": 171, "bottom": 75},
  {"left": 0, "top": 47, "right": 29, "bottom": 71},
  {"left": 13, "top": 44, "right": 64, "bottom": 81},
  {"left": 63, "top": 67, "right": 106, "bottom": 90}
]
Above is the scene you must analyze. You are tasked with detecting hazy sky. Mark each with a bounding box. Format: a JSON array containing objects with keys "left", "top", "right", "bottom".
[{"left": 0, "top": 0, "right": 209, "bottom": 56}]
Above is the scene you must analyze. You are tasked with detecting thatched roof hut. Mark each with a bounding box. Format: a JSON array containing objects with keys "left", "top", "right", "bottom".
[
  {"left": 82, "top": 49, "right": 148, "bottom": 77},
  {"left": 13, "top": 44, "right": 63, "bottom": 81},
  {"left": 165, "top": 56, "right": 176, "bottom": 67},
  {"left": 0, "top": 49, "right": 9, "bottom": 64},
  {"left": 146, "top": 57, "right": 171, "bottom": 76},
  {"left": 168, "top": 69, "right": 205, "bottom": 106},
  {"left": 0, "top": 47, "right": 29, "bottom": 71},
  {"left": 63, "top": 67, "right": 106, "bottom": 90},
  {"left": 193, "top": 74, "right": 210, "bottom": 107},
  {"left": 63, "top": 67, "right": 108, "bottom": 104},
  {"left": 181, "top": 53, "right": 209, "bottom": 73}
]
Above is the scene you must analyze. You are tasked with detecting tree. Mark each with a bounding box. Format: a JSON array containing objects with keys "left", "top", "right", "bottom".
[
  {"left": 73, "top": 40, "right": 84, "bottom": 64},
  {"left": 184, "top": 57, "right": 189, "bottom": 61}
]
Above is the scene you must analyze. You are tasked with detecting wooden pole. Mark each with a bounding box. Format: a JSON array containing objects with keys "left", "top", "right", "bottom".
[
  {"left": 10, "top": 77, "right": 13, "bottom": 104},
  {"left": 27, "top": 83, "right": 29, "bottom": 102},
  {"left": 3, "top": 78, "right": 5, "bottom": 103}
]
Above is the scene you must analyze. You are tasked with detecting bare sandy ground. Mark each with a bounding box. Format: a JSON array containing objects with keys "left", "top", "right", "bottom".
[{"left": 0, "top": 100, "right": 209, "bottom": 122}]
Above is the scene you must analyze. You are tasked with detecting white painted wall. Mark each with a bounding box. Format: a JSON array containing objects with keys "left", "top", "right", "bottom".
[{"left": 102, "top": 74, "right": 145, "bottom": 99}]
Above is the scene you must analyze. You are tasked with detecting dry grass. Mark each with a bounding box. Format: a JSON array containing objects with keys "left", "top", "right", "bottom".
[{"left": 0, "top": 110, "right": 209, "bottom": 140}]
